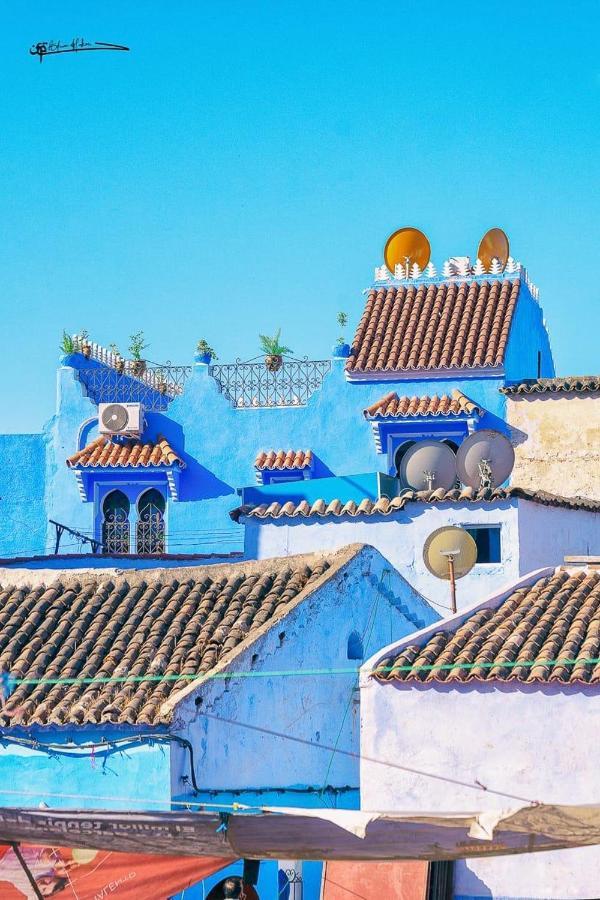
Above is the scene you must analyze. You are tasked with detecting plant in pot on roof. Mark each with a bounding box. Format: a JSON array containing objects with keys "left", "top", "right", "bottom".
[
  {"left": 78, "top": 329, "right": 91, "bottom": 358},
  {"left": 334, "top": 311, "right": 350, "bottom": 357},
  {"left": 59, "top": 330, "right": 75, "bottom": 358},
  {"left": 195, "top": 339, "right": 218, "bottom": 364},
  {"left": 129, "top": 331, "right": 148, "bottom": 376},
  {"left": 259, "top": 329, "right": 292, "bottom": 372},
  {"left": 108, "top": 343, "right": 125, "bottom": 373}
]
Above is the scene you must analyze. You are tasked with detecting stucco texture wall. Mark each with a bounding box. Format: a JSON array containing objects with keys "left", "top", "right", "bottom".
[
  {"left": 0, "top": 434, "right": 47, "bottom": 558},
  {"left": 360, "top": 680, "right": 600, "bottom": 900},
  {"left": 170, "top": 546, "right": 438, "bottom": 796},
  {"left": 508, "top": 393, "right": 600, "bottom": 500},
  {"left": 245, "top": 502, "right": 521, "bottom": 613}
]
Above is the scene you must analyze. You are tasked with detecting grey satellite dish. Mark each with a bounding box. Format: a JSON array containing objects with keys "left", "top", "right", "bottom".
[
  {"left": 400, "top": 440, "right": 457, "bottom": 492},
  {"left": 423, "top": 526, "right": 478, "bottom": 613},
  {"left": 456, "top": 429, "right": 515, "bottom": 490}
]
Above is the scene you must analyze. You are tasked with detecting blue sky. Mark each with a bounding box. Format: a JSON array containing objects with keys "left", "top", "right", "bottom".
[{"left": 3, "top": 1, "right": 599, "bottom": 432}]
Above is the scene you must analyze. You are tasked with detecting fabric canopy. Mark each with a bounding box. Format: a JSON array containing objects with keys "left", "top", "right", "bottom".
[{"left": 1, "top": 803, "right": 600, "bottom": 861}]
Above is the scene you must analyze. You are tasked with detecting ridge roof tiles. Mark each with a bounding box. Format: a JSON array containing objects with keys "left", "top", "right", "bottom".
[
  {"left": 363, "top": 389, "right": 484, "bottom": 420},
  {"left": 372, "top": 568, "right": 600, "bottom": 686},
  {"left": 67, "top": 436, "right": 184, "bottom": 469},
  {"left": 346, "top": 279, "right": 520, "bottom": 374},
  {"left": 0, "top": 551, "right": 358, "bottom": 726}
]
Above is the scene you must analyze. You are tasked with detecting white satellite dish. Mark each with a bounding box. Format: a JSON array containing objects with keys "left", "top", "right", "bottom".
[
  {"left": 456, "top": 429, "right": 515, "bottom": 490},
  {"left": 399, "top": 440, "right": 457, "bottom": 492}
]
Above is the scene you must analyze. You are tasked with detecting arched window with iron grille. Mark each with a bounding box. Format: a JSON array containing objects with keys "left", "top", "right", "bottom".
[
  {"left": 136, "top": 489, "right": 166, "bottom": 554},
  {"left": 102, "top": 490, "right": 131, "bottom": 554}
]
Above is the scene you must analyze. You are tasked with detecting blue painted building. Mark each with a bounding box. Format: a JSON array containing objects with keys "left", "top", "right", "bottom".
[
  {"left": 0, "top": 263, "right": 554, "bottom": 568},
  {"left": 0, "top": 545, "right": 438, "bottom": 898},
  {"left": 4, "top": 250, "right": 591, "bottom": 899}
]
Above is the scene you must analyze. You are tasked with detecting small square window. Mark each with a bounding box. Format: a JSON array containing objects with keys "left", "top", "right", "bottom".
[{"left": 465, "top": 526, "right": 501, "bottom": 564}]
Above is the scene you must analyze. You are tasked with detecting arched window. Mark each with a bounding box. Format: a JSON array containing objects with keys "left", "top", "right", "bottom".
[
  {"left": 136, "top": 489, "right": 166, "bottom": 554},
  {"left": 102, "top": 490, "right": 130, "bottom": 554},
  {"left": 347, "top": 630, "right": 364, "bottom": 660},
  {"left": 394, "top": 440, "right": 416, "bottom": 479}
]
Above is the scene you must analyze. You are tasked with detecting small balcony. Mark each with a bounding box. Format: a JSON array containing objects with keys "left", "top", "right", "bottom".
[{"left": 210, "top": 357, "right": 332, "bottom": 409}]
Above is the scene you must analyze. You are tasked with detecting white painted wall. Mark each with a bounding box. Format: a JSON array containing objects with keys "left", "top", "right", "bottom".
[
  {"left": 360, "top": 674, "right": 600, "bottom": 899},
  {"left": 244, "top": 502, "right": 521, "bottom": 614},
  {"left": 518, "top": 500, "right": 600, "bottom": 572},
  {"left": 170, "top": 546, "right": 438, "bottom": 796},
  {"left": 244, "top": 501, "right": 600, "bottom": 616}
]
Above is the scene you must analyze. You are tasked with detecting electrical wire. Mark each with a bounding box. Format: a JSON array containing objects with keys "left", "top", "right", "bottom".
[
  {"left": 0, "top": 733, "right": 202, "bottom": 794},
  {"left": 197, "top": 710, "right": 539, "bottom": 806},
  {"left": 0, "top": 709, "right": 540, "bottom": 807},
  {"left": 7, "top": 654, "right": 600, "bottom": 690}
]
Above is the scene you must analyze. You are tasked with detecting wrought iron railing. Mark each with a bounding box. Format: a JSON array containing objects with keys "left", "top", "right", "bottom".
[
  {"left": 76, "top": 363, "right": 192, "bottom": 411},
  {"left": 210, "top": 357, "right": 332, "bottom": 408},
  {"left": 101, "top": 520, "right": 130, "bottom": 555}
]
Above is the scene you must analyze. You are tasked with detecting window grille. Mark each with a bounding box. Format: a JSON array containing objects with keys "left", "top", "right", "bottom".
[
  {"left": 136, "top": 489, "right": 166, "bottom": 554},
  {"left": 101, "top": 490, "right": 131, "bottom": 554}
]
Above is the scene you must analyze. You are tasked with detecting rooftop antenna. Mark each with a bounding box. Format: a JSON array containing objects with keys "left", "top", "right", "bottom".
[
  {"left": 399, "top": 440, "right": 457, "bottom": 492},
  {"left": 456, "top": 429, "right": 515, "bottom": 490},
  {"left": 477, "top": 227, "right": 510, "bottom": 273},
  {"left": 424, "top": 526, "right": 478, "bottom": 613},
  {"left": 384, "top": 227, "right": 431, "bottom": 277}
]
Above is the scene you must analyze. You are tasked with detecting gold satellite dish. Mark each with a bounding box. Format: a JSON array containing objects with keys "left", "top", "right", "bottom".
[
  {"left": 423, "top": 526, "right": 478, "bottom": 613},
  {"left": 384, "top": 227, "right": 431, "bottom": 275},
  {"left": 477, "top": 227, "right": 510, "bottom": 272}
]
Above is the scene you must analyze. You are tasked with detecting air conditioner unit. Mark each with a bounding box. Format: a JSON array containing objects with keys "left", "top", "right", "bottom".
[{"left": 98, "top": 402, "right": 144, "bottom": 436}]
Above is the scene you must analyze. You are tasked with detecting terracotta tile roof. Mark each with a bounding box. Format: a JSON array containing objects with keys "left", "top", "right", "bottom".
[
  {"left": 0, "top": 553, "right": 341, "bottom": 726},
  {"left": 346, "top": 279, "right": 520, "bottom": 374},
  {"left": 363, "top": 389, "right": 484, "bottom": 420},
  {"left": 372, "top": 568, "right": 600, "bottom": 686},
  {"left": 501, "top": 376, "right": 600, "bottom": 395},
  {"left": 67, "top": 436, "right": 184, "bottom": 469},
  {"left": 254, "top": 450, "right": 313, "bottom": 471},
  {"left": 231, "top": 487, "right": 600, "bottom": 522}
]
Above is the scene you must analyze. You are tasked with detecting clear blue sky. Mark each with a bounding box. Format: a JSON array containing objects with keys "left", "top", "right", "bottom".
[{"left": 3, "top": 1, "right": 599, "bottom": 432}]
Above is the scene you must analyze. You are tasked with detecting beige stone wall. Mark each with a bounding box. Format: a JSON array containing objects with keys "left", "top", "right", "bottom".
[{"left": 507, "top": 392, "right": 600, "bottom": 499}]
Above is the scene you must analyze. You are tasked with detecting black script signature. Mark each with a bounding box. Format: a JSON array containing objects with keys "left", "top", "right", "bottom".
[{"left": 29, "top": 38, "right": 129, "bottom": 63}]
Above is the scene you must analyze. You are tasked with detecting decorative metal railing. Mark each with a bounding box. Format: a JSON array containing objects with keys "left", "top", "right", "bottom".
[
  {"left": 76, "top": 363, "right": 192, "bottom": 411},
  {"left": 136, "top": 507, "right": 166, "bottom": 554},
  {"left": 210, "top": 357, "right": 332, "bottom": 408},
  {"left": 101, "top": 519, "right": 130, "bottom": 555}
]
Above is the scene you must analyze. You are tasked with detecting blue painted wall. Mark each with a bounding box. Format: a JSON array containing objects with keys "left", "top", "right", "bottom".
[
  {"left": 0, "top": 727, "right": 171, "bottom": 810},
  {"left": 0, "top": 434, "right": 47, "bottom": 558},
  {"left": 0, "top": 278, "right": 554, "bottom": 560}
]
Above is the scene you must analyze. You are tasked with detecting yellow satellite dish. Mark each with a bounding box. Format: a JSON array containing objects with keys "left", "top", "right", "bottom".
[
  {"left": 423, "top": 526, "right": 477, "bottom": 613},
  {"left": 477, "top": 227, "right": 510, "bottom": 272},
  {"left": 384, "top": 227, "right": 431, "bottom": 274}
]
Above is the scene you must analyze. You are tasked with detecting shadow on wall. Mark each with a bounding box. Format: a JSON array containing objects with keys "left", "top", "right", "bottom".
[
  {"left": 147, "top": 413, "right": 235, "bottom": 502},
  {"left": 454, "top": 861, "right": 493, "bottom": 898}
]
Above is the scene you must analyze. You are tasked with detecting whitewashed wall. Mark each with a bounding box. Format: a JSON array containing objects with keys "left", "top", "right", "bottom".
[
  {"left": 360, "top": 676, "right": 600, "bottom": 899},
  {"left": 170, "top": 546, "right": 437, "bottom": 796},
  {"left": 244, "top": 502, "right": 520, "bottom": 614},
  {"left": 518, "top": 500, "right": 600, "bottom": 572},
  {"left": 243, "top": 500, "right": 600, "bottom": 615}
]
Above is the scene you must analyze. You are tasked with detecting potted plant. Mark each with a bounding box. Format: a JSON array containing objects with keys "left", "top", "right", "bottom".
[
  {"left": 79, "top": 330, "right": 92, "bottom": 358},
  {"left": 259, "top": 329, "right": 292, "bottom": 372},
  {"left": 59, "top": 331, "right": 75, "bottom": 361},
  {"left": 195, "top": 339, "right": 218, "bottom": 364},
  {"left": 108, "top": 343, "right": 125, "bottom": 373},
  {"left": 129, "top": 331, "right": 148, "bottom": 376},
  {"left": 333, "top": 312, "right": 351, "bottom": 358}
]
